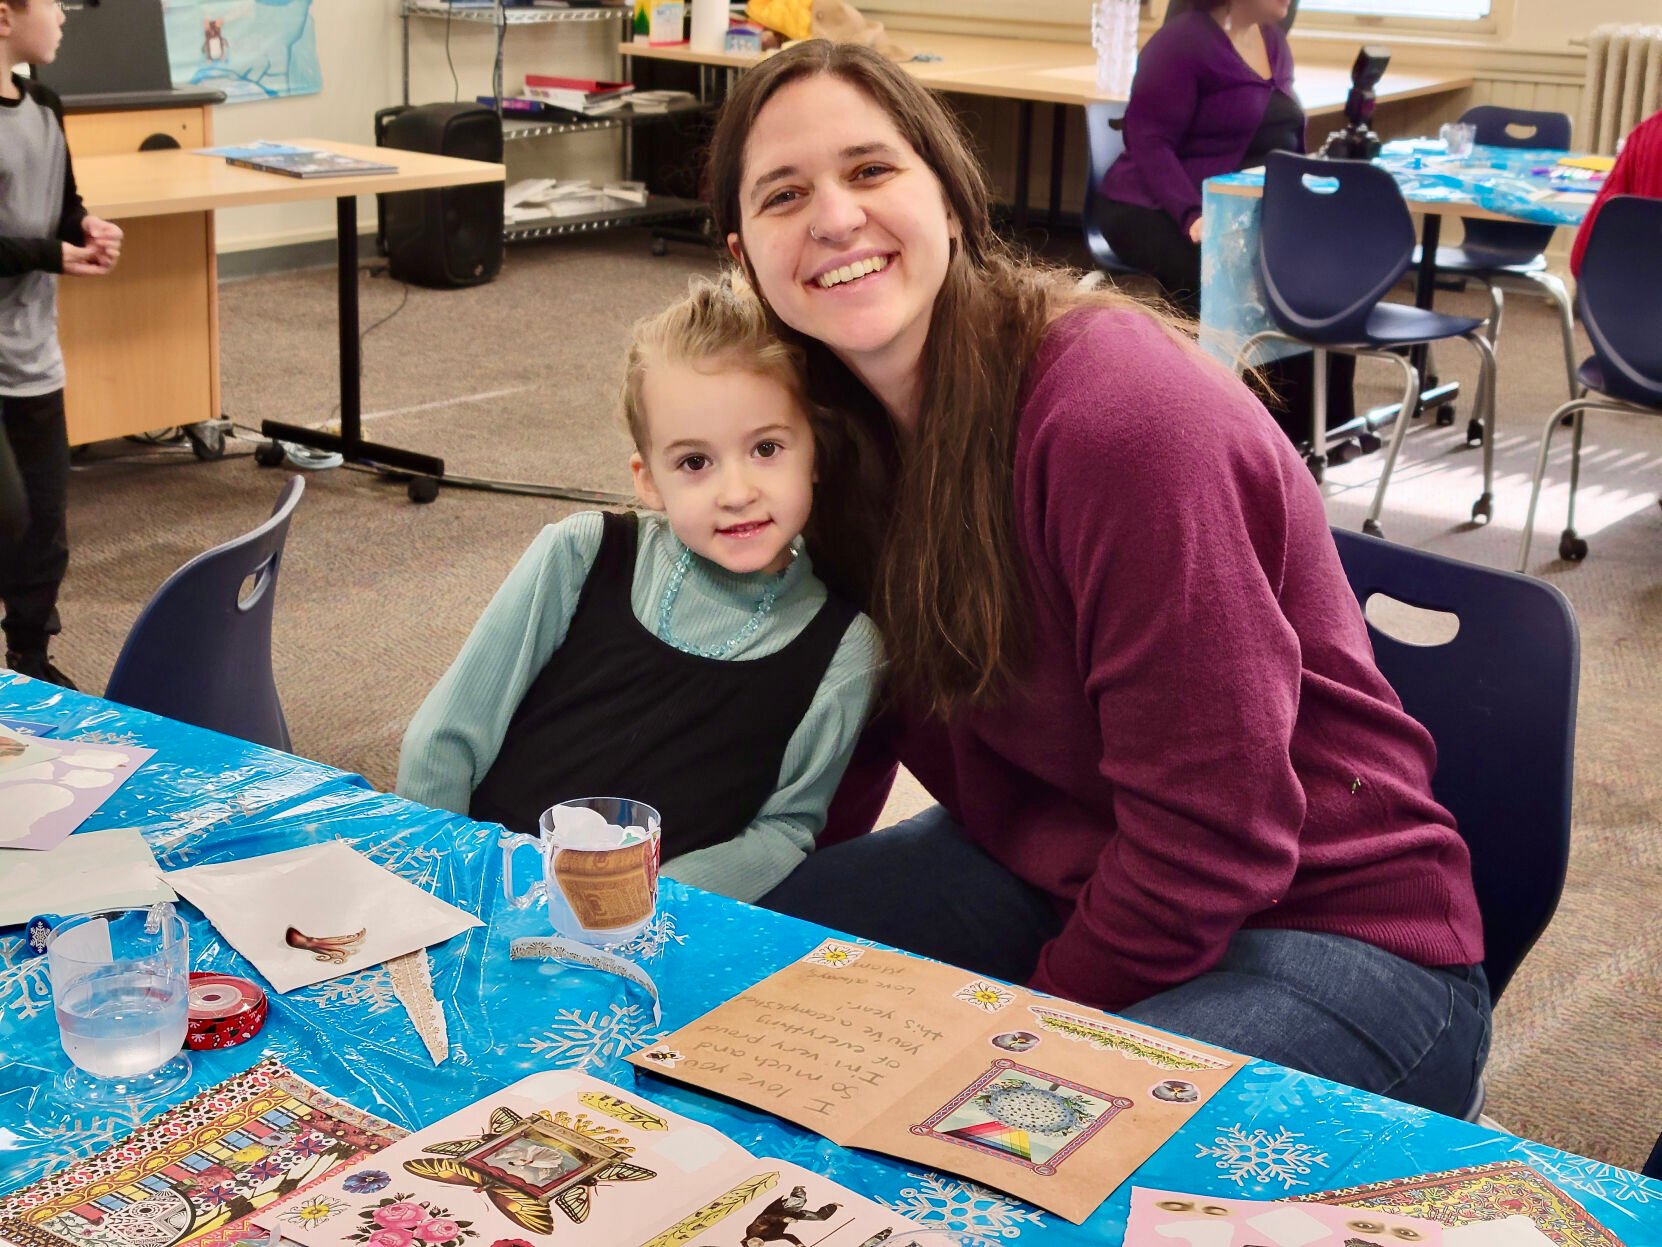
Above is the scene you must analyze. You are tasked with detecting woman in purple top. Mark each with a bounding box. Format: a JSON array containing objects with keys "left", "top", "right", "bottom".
[
  {"left": 708, "top": 40, "right": 1490, "bottom": 1117},
  {"left": 1101, "top": 0, "right": 1299, "bottom": 314}
]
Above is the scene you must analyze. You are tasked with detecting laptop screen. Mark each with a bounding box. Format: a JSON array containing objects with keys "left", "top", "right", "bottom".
[{"left": 32, "top": 0, "right": 174, "bottom": 98}]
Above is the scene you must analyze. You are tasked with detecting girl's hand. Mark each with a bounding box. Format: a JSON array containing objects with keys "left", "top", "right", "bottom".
[
  {"left": 62, "top": 241, "right": 112, "bottom": 276},
  {"left": 1188, "top": 215, "right": 1204, "bottom": 244}
]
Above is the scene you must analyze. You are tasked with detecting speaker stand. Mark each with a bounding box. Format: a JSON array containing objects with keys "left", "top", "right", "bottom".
[{"left": 261, "top": 197, "right": 445, "bottom": 493}]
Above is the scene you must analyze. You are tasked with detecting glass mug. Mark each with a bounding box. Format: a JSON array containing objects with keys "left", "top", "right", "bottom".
[
  {"left": 46, "top": 904, "right": 192, "bottom": 1104},
  {"left": 502, "top": 797, "right": 661, "bottom": 945},
  {"left": 1439, "top": 121, "right": 1476, "bottom": 158}
]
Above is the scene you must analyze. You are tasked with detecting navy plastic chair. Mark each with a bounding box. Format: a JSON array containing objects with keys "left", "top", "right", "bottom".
[
  {"left": 1081, "top": 102, "right": 1137, "bottom": 281},
  {"left": 1518, "top": 195, "right": 1662, "bottom": 570},
  {"left": 1236, "top": 152, "right": 1498, "bottom": 538},
  {"left": 1331, "top": 527, "right": 1579, "bottom": 1118},
  {"left": 104, "top": 475, "right": 305, "bottom": 750},
  {"left": 1419, "top": 106, "right": 1579, "bottom": 429},
  {"left": 1645, "top": 1133, "right": 1662, "bottom": 1180}
]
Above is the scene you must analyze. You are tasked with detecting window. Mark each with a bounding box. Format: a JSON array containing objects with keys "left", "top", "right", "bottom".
[{"left": 1299, "top": 0, "right": 1491, "bottom": 19}]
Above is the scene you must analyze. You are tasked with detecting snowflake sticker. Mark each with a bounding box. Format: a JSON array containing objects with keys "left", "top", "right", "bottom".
[
  {"left": 803, "top": 941, "right": 863, "bottom": 969},
  {"left": 521, "top": 1002, "right": 664, "bottom": 1070},
  {"left": 1197, "top": 1124, "right": 1329, "bottom": 1189},
  {"left": 882, "top": 1170, "right": 1046, "bottom": 1240},
  {"left": 954, "top": 979, "right": 1014, "bottom": 1013}
]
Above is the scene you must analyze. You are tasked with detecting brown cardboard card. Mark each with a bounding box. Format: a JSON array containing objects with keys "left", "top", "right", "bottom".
[{"left": 627, "top": 940, "right": 1242, "bottom": 1224}]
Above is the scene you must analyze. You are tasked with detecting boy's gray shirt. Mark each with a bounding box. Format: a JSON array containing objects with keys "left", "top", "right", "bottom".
[{"left": 0, "top": 75, "right": 85, "bottom": 397}]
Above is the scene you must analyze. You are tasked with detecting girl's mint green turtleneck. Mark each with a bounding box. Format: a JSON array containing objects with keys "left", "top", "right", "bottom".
[{"left": 396, "top": 511, "right": 884, "bottom": 903}]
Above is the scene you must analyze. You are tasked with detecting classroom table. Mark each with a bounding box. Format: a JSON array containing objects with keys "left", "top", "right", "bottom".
[
  {"left": 621, "top": 33, "right": 1472, "bottom": 231},
  {"left": 1199, "top": 139, "right": 1592, "bottom": 371},
  {"left": 70, "top": 140, "right": 504, "bottom": 487},
  {"left": 3, "top": 671, "right": 1660, "bottom": 1243}
]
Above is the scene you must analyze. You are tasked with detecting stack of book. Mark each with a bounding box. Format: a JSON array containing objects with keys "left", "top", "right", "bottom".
[
  {"left": 523, "top": 73, "right": 635, "bottom": 116},
  {"left": 504, "top": 178, "right": 652, "bottom": 222}
]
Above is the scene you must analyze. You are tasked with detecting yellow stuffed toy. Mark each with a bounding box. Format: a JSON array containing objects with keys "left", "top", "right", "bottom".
[{"left": 745, "top": 0, "right": 812, "bottom": 42}]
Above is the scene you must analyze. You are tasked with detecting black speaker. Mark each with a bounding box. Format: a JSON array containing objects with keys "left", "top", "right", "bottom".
[{"left": 375, "top": 104, "right": 504, "bottom": 289}]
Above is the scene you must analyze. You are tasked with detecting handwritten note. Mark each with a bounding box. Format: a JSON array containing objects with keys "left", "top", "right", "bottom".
[{"left": 630, "top": 942, "right": 1242, "bottom": 1224}]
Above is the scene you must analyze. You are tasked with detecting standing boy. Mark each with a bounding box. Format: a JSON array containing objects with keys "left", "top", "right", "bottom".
[{"left": 0, "top": 0, "right": 123, "bottom": 688}]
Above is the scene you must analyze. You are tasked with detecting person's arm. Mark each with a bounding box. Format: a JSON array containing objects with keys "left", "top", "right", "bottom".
[
  {"left": 26, "top": 81, "right": 89, "bottom": 246},
  {"left": 1570, "top": 141, "right": 1636, "bottom": 278},
  {"left": 662, "top": 614, "right": 885, "bottom": 902},
  {"left": 1, "top": 81, "right": 102, "bottom": 277},
  {"left": 1119, "top": 24, "right": 1206, "bottom": 230},
  {"left": 396, "top": 513, "right": 604, "bottom": 814},
  {"left": 1023, "top": 319, "right": 1312, "bottom": 1013}
]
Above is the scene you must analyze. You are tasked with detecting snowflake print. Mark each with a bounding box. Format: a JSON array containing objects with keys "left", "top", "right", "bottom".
[
  {"left": 298, "top": 968, "right": 400, "bottom": 1014},
  {"left": 882, "top": 1171, "right": 1046, "bottom": 1240},
  {"left": 1514, "top": 1141, "right": 1658, "bottom": 1206},
  {"left": 71, "top": 730, "right": 141, "bottom": 746},
  {"left": 521, "top": 1001, "right": 665, "bottom": 1070},
  {"left": 802, "top": 941, "right": 863, "bottom": 968},
  {"left": 613, "top": 912, "right": 687, "bottom": 962},
  {"left": 954, "top": 979, "right": 1014, "bottom": 1014},
  {"left": 1, "top": 935, "right": 52, "bottom": 1021},
  {"left": 1197, "top": 1124, "right": 1329, "bottom": 1190},
  {"left": 357, "top": 833, "right": 444, "bottom": 885}
]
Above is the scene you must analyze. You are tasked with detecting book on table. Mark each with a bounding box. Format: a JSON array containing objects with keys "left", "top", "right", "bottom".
[
  {"left": 253, "top": 1069, "right": 929, "bottom": 1247},
  {"left": 226, "top": 147, "right": 398, "bottom": 178}
]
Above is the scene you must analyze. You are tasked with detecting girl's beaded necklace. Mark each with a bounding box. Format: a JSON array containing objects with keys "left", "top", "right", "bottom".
[{"left": 657, "top": 547, "right": 783, "bottom": 659}]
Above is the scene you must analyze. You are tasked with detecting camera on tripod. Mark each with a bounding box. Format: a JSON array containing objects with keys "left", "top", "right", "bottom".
[{"left": 1322, "top": 45, "right": 1392, "bottom": 160}]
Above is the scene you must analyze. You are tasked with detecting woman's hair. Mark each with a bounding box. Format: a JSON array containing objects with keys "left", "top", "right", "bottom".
[{"left": 707, "top": 40, "right": 1185, "bottom": 717}]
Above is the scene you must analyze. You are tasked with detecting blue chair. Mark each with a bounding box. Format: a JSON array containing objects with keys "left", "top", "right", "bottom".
[
  {"left": 1331, "top": 528, "right": 1579, "bottom": 1118},
  {"left": 1082, "top": 102, "right": 1137, "bottom": 281},
  {"left": 105, "top": 476, "right": 305, "bottom": 751},
  {"left": 1518, "top": 195, "right": 1662, "bottom": 570},
  {"left": 1645, "top": 1133, "right": 1662, "bottom": 1180},
  {"left": 1420, "top": 106, "right": 1580, "bottom": 434},
  {"left": 1236, "top": 153, "right": 1499, "bottom": 538}
]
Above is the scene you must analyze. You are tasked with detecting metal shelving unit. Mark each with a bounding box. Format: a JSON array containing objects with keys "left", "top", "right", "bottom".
[{"left": 398, "top": 1, "right": 710, "bottom": 245}]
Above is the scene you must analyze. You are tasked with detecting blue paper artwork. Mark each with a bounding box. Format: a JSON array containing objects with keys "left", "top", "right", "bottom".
[{"left": 165, "top": 0, "right": 322, "bottom": 103}]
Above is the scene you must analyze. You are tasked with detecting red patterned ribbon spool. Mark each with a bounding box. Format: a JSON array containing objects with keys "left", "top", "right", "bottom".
[{"left": 186, "top": 972, "right": 268, "bottom": 1050}]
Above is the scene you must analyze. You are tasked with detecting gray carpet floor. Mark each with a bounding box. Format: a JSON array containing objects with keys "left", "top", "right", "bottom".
[{"left": 46, "top": 226, "right": 1662, "bottom": 1173}]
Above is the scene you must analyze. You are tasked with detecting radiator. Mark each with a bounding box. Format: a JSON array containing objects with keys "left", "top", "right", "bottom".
[{"left": 1582, "top": 24, "right": 1662, "bottom": 154}]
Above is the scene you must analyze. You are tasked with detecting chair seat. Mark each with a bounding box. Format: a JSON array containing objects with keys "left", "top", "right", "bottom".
[
  {"left": 1301, "top": 301, "right": 1486, "bottom": 349},
  {"left": 1416, "top": 243, "right": 1548, "bottom": 276},
  {"left": 1576, "top": 356, "right": 1662, "bottom": 410}
]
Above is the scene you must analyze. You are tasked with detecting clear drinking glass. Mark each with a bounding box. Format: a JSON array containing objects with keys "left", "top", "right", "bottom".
[
  {"left": 47, "top": 904, "right": 192, "bottom": 1105},
  {"left": 1439, "top": 121, "right": 1476, "bottom": 158},
  {"left": 502, "top": 796, "right": 661, "bottom": 945}
]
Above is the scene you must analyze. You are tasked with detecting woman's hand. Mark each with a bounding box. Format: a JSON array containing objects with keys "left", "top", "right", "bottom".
[{"left": 1188, "top": 215, "right": 1204, "bottom": 244}]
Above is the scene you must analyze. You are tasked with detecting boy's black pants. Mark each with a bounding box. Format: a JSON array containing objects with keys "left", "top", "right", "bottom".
[{"left": 0, "top": 389, "right": 70, "bottom": 657}]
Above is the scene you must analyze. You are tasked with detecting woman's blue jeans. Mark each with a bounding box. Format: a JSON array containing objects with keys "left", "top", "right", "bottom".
[{"left": 760, "top": 805, "right": 1492, "bottom": 1118}]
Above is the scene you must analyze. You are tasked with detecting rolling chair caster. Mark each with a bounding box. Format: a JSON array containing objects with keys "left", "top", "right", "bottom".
[
  {"left": 407, "top": 476, "right": 440, "bottom": 504},
  {"left": 254, "top": 440, "right": 287, "bottom": 468},
  {"left": 1306, "top": 452, "right": 1326, "bottom": 484},
  {"left": 1471, "top": 493, "right": 1493, "bottom": 524},
  {"left": 1465, "top": 417, "right": 1484, "bottom": 447},
  {"left": 184, "top": 420, "right": 227, "bottom": 461},
  {"left": 1357, "top": 432, "right": 1382, "bottom": 455},
  {"left": 1434, "top": 403, "right": 1456, "bottom": 427},
  {"left": 1362, "top": 518, "right": 1384, "bottom": 538},
  {"left": 1558, "top": 530, "right": 1588, "bottom": 561}
]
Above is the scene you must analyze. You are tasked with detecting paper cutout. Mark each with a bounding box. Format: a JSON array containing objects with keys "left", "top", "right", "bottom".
[
  {"left": 0, "top": 723, "right": 59, "bottom": 772},
  {"left": 255, "top": 1072, "right": 928, "bottom": 1247},
  {"left": 0, "top": 1058, "right": 404, "bottom": 1247},
  {"left": 630, "top": 944, "right": 1240, "bottom": 1224},
  {"left": 1296, "top": 1162, "right": 1623, "bottom": 1246},
  {"left": 0, "top": 738, "right": 153, "bottom": 850},
  {"left": 387, "top": 949, "right": 449, "bottom": 1066},
  {"left": 164, "top": 840, "right": 482, "bottom": 994},
  {"left": 1126, "top": 1186, "right": 1445, "bottom": 1247},
  {"left": 286, "top": 926, "right": 369, "bottom": 963},
  {"left": 0, "top": 826, "right": 177, "bottom": 925}
]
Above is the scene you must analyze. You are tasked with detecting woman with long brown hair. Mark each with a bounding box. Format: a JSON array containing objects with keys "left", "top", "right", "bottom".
[{"left": 714, "top": 40, "right": 1490, "bottom": 1116}]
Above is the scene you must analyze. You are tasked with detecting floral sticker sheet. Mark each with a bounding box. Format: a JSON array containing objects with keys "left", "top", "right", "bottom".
[{"left": 253, "top": 1071, "right": 926, "bottom": 1247}]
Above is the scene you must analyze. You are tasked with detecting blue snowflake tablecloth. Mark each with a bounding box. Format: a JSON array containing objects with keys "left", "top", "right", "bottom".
[
  {"left": 1200, "top": 140, "right": 1594, "bottom": 368},
  {"left": 3, "top": 673, "right": 1659, "bottom": 1244}
]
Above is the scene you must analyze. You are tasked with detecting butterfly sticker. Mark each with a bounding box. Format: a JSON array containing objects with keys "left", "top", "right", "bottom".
[{"left": 403, "top": 1105, "right": 655, "bottom": 1229}]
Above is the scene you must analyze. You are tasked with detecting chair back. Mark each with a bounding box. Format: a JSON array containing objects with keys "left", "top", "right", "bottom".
[
  {"left": 105, "top": 476, "right": 305, "bottom": 751},
  {"left": 1082, "top": 101, "right": 1129, "bottom": 269},
  {"left": 1577, "top": 194, "right": 1662, "bottom": 408},
  {"left": 1458, "top": 105, "right": 1571, "bottom": 264},
  {"left": 1330, "top": 530, "right": 1578, "bottom": 1002},
  {"left": 1259, "top": 151, "right": 1414, "bottom": 344}
]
